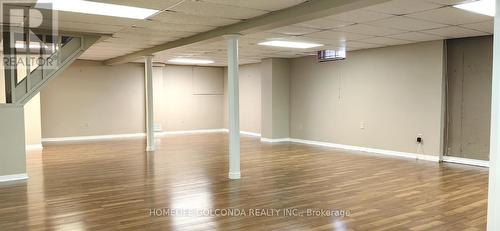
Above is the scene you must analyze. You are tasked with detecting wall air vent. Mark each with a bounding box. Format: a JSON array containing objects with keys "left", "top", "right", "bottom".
[{"left": 317, "top": 49, "right": 346, "bottom": 62}]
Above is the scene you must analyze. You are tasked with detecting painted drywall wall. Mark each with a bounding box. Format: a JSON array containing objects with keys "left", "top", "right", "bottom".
[
  {"left": 24, "top": 93, "right": 42, "bottom": 146},
  {"left": 0, "top": 71, "right": 5, "bottom": 104},
  {"left": 446, "top": 36, "right": 492, "bottom": 161},
  {"left": 0, "top": 56, "right": 41, "bottom": 146},
  {"left": 261, "top": 58, "right": 290, "bottom": 139},
  {"left": 40, "top": 61, "right": 225, "bottom": 138},
  {"left": 290, "top": 41, "right": 445, "bottom": 156},
  {"left": 41, "top": 60, "right": 146, "bottom": 138},
  {"left": 160, "top": 65, "right": 224, "bottom": 131},
  {"left": 0, "top": 106, "right": 26, "bottom": 176},
  {"left": 223, "top": 63, "right": 262, "bottom": 134}
]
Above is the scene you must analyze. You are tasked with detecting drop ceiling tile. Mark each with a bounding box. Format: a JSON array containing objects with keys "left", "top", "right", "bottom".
[
  {"left": 58, "top": 21, "right": 124, "bottom": 33},
  {"left": 295, "top": 37, "right": 348, "bottom": 47},
  {"left": 241, "top": 32, "right": 289, "bottom": 40},
  {"left": 364, "top": 0, "right": 442, "bottom": 15},
  {"left": 406, "top": 6, "right": 492, "bottom": 25},
  {"left": 460, "top": 20, "right": 494, "bottom": 34},
  {"left": 200, "top": 0, "right": 307, "bottom": 11},
  {"left": 422, "top": 26, "right": 487, "bottom": 38},
  {"left": 171, "top": 1, "right": 268, "bottom": 19},
  {"left": 134, "top": 20, "right": 216, "bottom": 33},
  {"left": 151, "top": 11, "right": 239, "bottom": 27},
  {"left": 356, "top": 37, "right": 413, "bottom": 46},
  {"left": 91, "top": 42, "right": 149, "bottom": 50},
  {"left": 57, "top": 11, "right": 138, "bottom": 26},
  {"left": 239, "top": 47, "right": 280, "bottom": 55},
  {"left": 335, "top": 23, "right": 405, "bottom": 36},
  {"left": 119, "top": 25, "right": 199, "bottom": 37},
  {"left": 367, "top": 16, "right": 448, "bottom": 31},
  {"left": 346, "top": 41, "right": 382, "bottom": 49},
  {"left": 270, "top": 51, "right": 310, "bottom": 58},
  {"left": 310, "top": 45, "right": 346, "bottom": 51},
  {"left": 325, "top": 9, "right": 393, "bottom": 23},
  {"left": 90, "top": 0, "right": 183, "bottom": 10},
  {"left": 296, "top": 18, "right": 354, "bottom": 30},
  {"left": 307, "top": 30, "right": 374, "bottom": 41},
  {"left": 109, "top": 33, "right": 178, "bottom": 44},
  {"left": 423, "top": 0, "right": 476, "bottom": 6},
  {"left": 102, "top": 38, "right": 161, "bottom": 47},
  {"left": 387, "top": 32, "right": 445, "bottom": 41},
  {"left": 268, "top": 25, "right": 321, "bottom": 36},
  {"left": 78, "top": 56, "right": 108, "bottom": 61}
]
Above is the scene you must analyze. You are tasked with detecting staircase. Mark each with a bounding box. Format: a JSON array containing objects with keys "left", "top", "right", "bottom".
[{"left": 2, "top": 31, "right": 101, "bottom": 105}]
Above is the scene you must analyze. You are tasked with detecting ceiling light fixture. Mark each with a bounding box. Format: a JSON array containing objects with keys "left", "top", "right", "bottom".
[
  {"left": 168, "top": 58, "right": 215, "bottom": 65},
  {"left": 454, "top": 0, "right": 495, "bottom": 17},
  {"left": 36, "top": 0, "right": 159, "bottom": 19},
  {"left": 258, "top": 40, "right": 324, "bottom": 49}
]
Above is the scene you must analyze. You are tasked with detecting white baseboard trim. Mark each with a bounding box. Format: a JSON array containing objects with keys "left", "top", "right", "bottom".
[
  {"left": 0, "top": 173, "right": 28, "bottom": 183},
  {"left": 261, "top": 137, "right": 291, "bottom": 143},
  {"left": 288, "top": 138, "right": 440, "bottom": 162},
  {"left": 240, "top": 131, "right": 261, "bottom": 137},
  {"left": 26, "top": 144, "right": 43, "bottom": 151},
  {"left": 42, "top": 133, "right": 146, "bottom": 144},
  {"left": 228, "top": 172, "right": 241, "bottom": 179},
  {"left": 443, "top": 156, "right": 489, "bottom": 167},
  {"left": 39, "top": 132, "right": 486, "bottom": 168},
  {"left": 157, "top": 129, "right": 226, "bottom": 136},
  {"left": 41, "top": 129, "right": 228, "bottom": 144},
  {"left": 221, "top": 129, "right": 262, "bottom": 137}
]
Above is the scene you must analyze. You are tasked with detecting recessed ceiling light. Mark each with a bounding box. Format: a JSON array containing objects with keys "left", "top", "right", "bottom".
[
  {"left": 168, "top": 58, "right": 215, "bottom": 65},
  {"left": 454, "top": 0, "right": 495, "bottom": 17},
  {"left": 258, "top": 40, "right": 324, "bottom": 49},
  {"left": 36, "top": 0, "right": 159, "bottom": 19}
]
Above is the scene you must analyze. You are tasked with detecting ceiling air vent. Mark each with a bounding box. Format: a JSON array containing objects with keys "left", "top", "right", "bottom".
[{"left": 317, "top": 49, "right": 346, "bottom": 63}]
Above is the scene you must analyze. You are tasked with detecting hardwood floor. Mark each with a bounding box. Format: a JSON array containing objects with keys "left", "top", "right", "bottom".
[{"left": 0, "top": 133, "right": 488, "bottom": 230}]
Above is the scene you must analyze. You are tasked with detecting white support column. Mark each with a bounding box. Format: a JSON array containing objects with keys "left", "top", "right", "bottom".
[
  {"left": 144, "top": 56, "right": 155, "bottom": 152},
  {"left": 488, "top": 1, "right": 500, "bottom": 230},
  {"left": 225, "top": 34, "right": 241, "bottom": 180}
]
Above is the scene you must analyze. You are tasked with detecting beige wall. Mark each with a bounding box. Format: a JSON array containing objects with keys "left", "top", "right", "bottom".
[
  {"left": 0, "top": 106, "right": 26, "bottom": 176},
  {"left": 40, "top": 61, "right": 225, "bottom": 138},
  {"left": 290, "top": 41, "right": 445, "bottom": 156},
  {"left": 1, "top": 58, "right": 42, "bottom": 146},
  {"left": 160, "top": 65, "right": 224, "bottom": 131},
  {"left": 0, "top": 71, "right": 5, "bottom": 104},
  {"left": 223, "top": 63, "right": 262, "bottom": 134},
  {"left": 41, "top": 60, "right": 146, "bottom": 138},
  {"left": 24, "top": 93, "right": 42, "bottom": 145},
  {"left": 261, "top": 58, "right": 290, "bottom": 139}
]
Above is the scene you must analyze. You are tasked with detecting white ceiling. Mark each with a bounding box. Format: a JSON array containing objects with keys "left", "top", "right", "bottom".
[{"left": 70, "top": 0, "right": 493, "bottom": 66}]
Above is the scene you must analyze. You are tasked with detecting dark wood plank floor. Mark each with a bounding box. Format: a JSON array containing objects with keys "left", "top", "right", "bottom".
[{"left": 0, "top": 133, "right": 488, "bottom": 230}]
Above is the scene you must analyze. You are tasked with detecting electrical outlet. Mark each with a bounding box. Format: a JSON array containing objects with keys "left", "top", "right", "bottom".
[
  {"left": 360, "top": 122, "right": 366, "bottom": 130},
  {"left": 416, "top": 134, "right": 423, "bottom": 144}
]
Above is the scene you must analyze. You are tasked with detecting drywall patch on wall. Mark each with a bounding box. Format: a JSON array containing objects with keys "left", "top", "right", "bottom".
[{"left": 446, "top": 36, "right": 492, "bottom": 161}]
